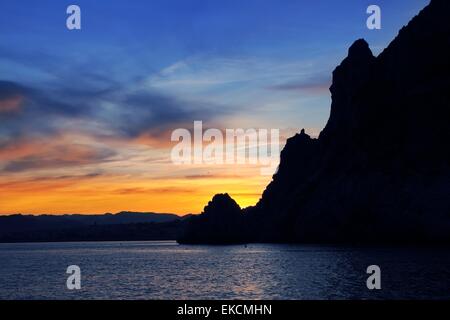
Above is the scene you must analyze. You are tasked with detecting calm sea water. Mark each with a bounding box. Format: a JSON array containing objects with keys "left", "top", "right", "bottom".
[{"left": 0, "top": 241, "right": 449, "bottom": 300}]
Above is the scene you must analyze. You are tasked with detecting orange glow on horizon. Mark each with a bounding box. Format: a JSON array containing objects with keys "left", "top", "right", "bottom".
[
  {"left": 0, "top": 126, "right": 285, "bottom": 216},
  {"left": 0, "top": 173, "right": 269, "bottom": 215}
]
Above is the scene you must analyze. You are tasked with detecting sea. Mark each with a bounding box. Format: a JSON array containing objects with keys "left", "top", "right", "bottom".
[{"left": 1, "top": 241, "right": 449, "bottom": 300}]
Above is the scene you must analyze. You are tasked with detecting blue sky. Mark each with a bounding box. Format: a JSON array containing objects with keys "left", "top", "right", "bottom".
[
  {"left": 0, "top": 0, "right": 429, "bottom": 133},
  {"left": 0, "top": 0, "right": 431, "bottom": 214}
]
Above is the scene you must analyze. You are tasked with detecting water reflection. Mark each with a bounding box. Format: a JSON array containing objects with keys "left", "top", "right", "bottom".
[{"left": 0, "top": 242, "right": 449, "bottom": 300}]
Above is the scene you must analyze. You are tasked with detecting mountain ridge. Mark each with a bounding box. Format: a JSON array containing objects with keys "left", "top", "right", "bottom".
[
  {"left": 0, "top": 211, "right": 193, "bottom": 243},
  {"left": 0, "top": 211, "right": 184, "bottom": 235}
]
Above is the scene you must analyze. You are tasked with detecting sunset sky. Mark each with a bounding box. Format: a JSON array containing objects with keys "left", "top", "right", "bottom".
[{"left": 0, "top": 0, "right": 428, "bottom": 215}]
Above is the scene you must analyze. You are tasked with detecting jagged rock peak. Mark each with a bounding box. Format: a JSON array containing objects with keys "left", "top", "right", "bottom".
[
  {"left": 347, "top": 39, "right": 374, "bottom": 61},
  {"left": 203, "top": 193, "right": 241, "bottom": 217},
  {"left": 286, "top": 129, "right": 311, "bottom": 145},
  {"left": 210, "top": 193, "right": 235, "bottom": 203},
  {"left": 298, "top": 128, "right": 311, "bottom": 140}
]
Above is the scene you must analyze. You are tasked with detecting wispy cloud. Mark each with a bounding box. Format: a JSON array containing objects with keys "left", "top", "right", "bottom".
[
  {"left": 0, "top": 134, "right": 116, "bottom": 173},
  {"left": 267, "top": 72, "right": 331, "bottom": 94},
  {"left": 146, "top": 56, "right": 331, "bottom": 97}
]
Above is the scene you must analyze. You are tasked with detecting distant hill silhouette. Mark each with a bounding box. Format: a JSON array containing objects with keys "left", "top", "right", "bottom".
[
  {"left": 0, "top": 212, "right": 184, "bottom": 242},
  {"left": 178, "top": 0, "right": 450, "bottom": 244}
]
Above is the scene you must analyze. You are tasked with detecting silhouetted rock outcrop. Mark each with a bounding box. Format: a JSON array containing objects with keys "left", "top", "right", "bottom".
[
  {"left": 178, "top": 194, "right": 245, "bottom": 244},
  {"left": 178, "top": 0, "right": 450, "bottom": 244}
]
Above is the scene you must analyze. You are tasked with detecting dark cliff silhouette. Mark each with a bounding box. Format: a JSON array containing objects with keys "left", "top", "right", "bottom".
[{"left": 178, "top": 0, "right": 450, "bottom": 244}]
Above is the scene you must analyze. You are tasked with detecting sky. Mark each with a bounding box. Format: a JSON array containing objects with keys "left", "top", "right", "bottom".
[{"left": 0, "top": 0, "right": 429, "bottom": 215}]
